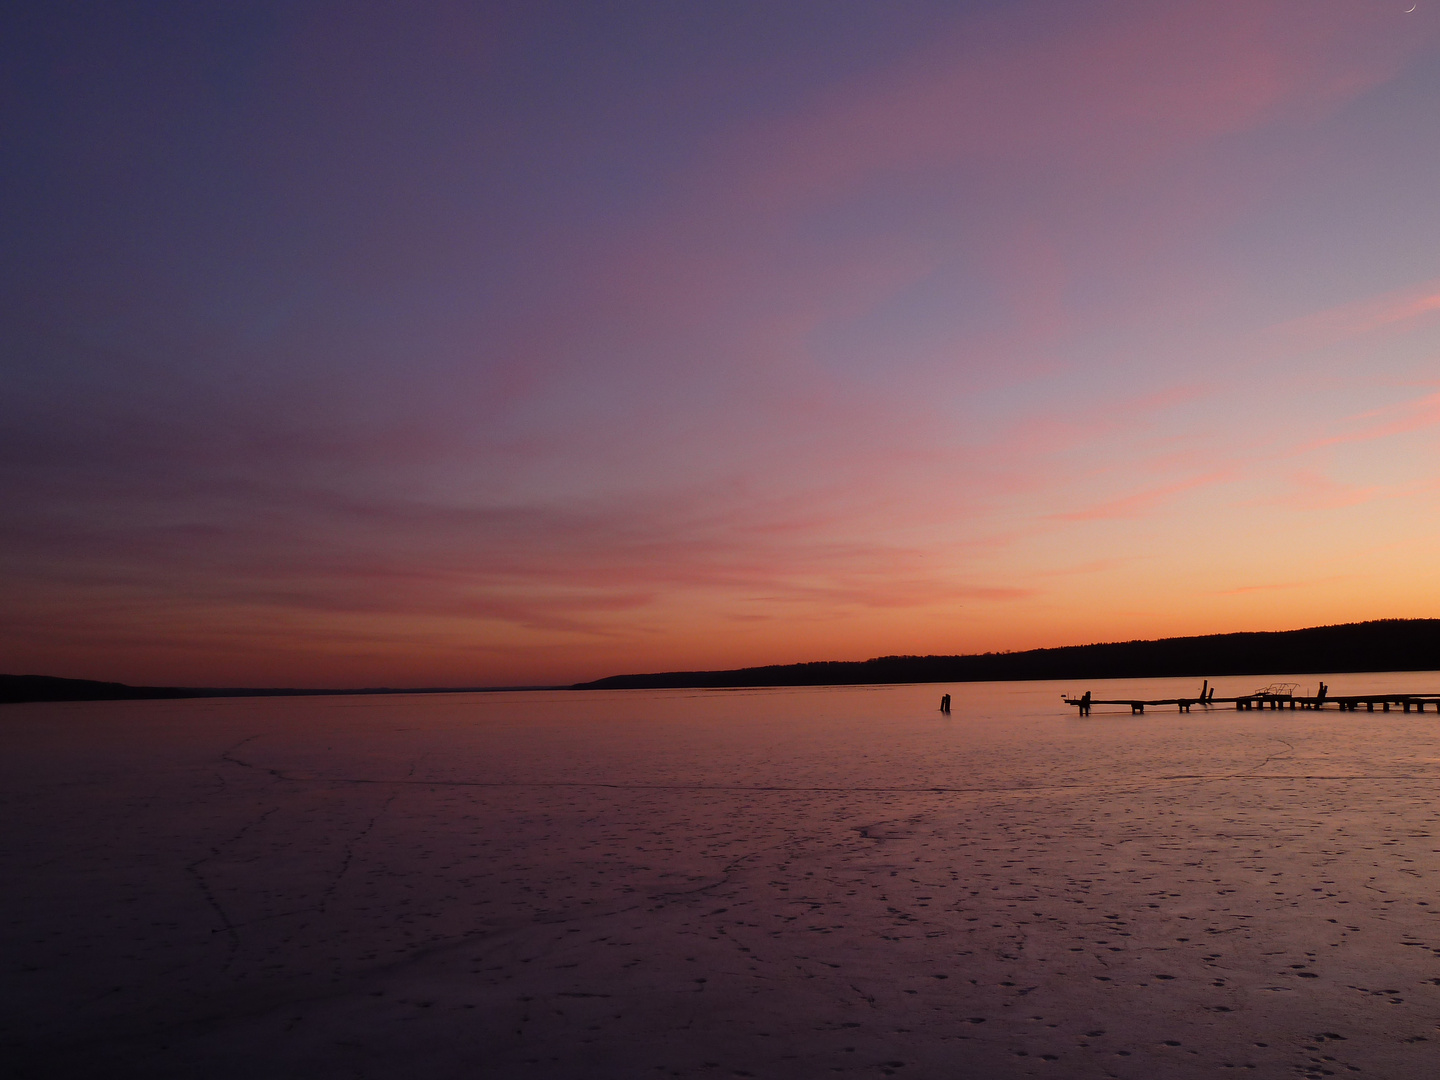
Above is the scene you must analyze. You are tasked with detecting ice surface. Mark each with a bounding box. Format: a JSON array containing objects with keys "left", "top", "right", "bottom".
[{"left": 4, "top": 675, "right": 1440, "bottom": 1078}]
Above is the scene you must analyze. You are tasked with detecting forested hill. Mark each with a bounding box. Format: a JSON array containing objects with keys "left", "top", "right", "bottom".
[{"left": 574, "top": 619, "right": 1440, "bottom": 690}]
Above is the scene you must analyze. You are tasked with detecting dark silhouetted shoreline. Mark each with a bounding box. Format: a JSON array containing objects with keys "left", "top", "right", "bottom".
[
  {"left": 9, "top": 620, "right": 1438, "bottom": 705},
  {"left": 574, "top": 619, "right": 1440, "bottom": 690}
]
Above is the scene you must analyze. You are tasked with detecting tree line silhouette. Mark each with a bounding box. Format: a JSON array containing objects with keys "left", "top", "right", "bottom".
[{"left": 574, "top": 619, "right": 1440, "bottom": 690}]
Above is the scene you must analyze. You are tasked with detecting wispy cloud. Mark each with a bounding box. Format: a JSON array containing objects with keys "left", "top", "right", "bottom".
[
  {"left": 725, "top": 1, "right": 1421, "bottom": 214},
  {"left": 1302, "top": 390, "right": 1440, "bottom": 452},
  {"left": 1049, "top": 470, "right": 1235, "bottom": 522},
  {"left": 1255, "top": 470, "right": 1382, "bottom": 511},
  {"left": 1215, "top": 577, "right": 1350, "bottom": 597},
  {"left": 1275, "top": 281, "right": 1440, "bottom": 343}
]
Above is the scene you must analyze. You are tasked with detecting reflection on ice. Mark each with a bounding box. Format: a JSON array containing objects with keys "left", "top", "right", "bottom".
[{"left": 4, "top": 675, "right": 1440, "bottom": 1078}]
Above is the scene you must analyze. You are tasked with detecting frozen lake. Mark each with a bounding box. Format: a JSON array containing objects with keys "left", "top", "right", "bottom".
[{"left": 5, "top": 674, "right": 1440, "bottom": 1078}]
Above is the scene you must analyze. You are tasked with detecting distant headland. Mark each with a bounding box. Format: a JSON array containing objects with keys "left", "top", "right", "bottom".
[{"left": 573, "top": 619, "right": 1440, "bottom": 690}]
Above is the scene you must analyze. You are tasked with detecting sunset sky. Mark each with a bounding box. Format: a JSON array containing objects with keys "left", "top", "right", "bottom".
[{"left": 4, "top": 1, "right": 1440, "bottom": 687}]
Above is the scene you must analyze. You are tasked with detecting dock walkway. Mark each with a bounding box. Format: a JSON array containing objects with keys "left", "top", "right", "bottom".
[{"left": 1064, "top": 685, "right": 1440, "bottom": 716}]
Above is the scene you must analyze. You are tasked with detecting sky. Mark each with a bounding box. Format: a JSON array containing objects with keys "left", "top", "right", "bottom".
[{"left": 4, "top": 0, "right": 1440, "bottom": 688}]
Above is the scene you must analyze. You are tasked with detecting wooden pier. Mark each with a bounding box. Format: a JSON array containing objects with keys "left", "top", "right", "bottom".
[{"left": 1064, "top": 682, "right": 1440, "bottom": 716}]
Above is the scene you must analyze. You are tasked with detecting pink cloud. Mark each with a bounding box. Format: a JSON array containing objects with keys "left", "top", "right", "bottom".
[
  {"left": 1, "top": 473, "right": 1034, "bottom": 658},
  {"left": 478, "top": 0, "right": 1431, "bottom": 424},
  {"left": 1275, "top": 280, "right": 1440, "bottom": 343},
  {"left": 1259, "top": 470, "right": 1384, "bottom": 511},
  {"left": 1049, "top": 469, "right": 1236, "bottom": 522},
  {"left": 717, "top": 0, "right": 1425, "bottom": 214},
  {"left": 1216, "top": 575, "right": 1351, "bottom": 597},
  {"left": 1035, "top": 559, "right": 1126, "bottom": 578},
  {"left": 1304, "top": 390, "right": 1440, "bottom": 451}
]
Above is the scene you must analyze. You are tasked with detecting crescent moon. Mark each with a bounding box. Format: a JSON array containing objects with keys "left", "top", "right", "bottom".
[{"left": 1406, "top": 3, "right": 1417, "bottom": 11}]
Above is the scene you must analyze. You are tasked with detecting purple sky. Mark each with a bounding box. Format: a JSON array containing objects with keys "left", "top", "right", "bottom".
[{"left": 4, "top": 1, "right": 1440, "bottom": 687}]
